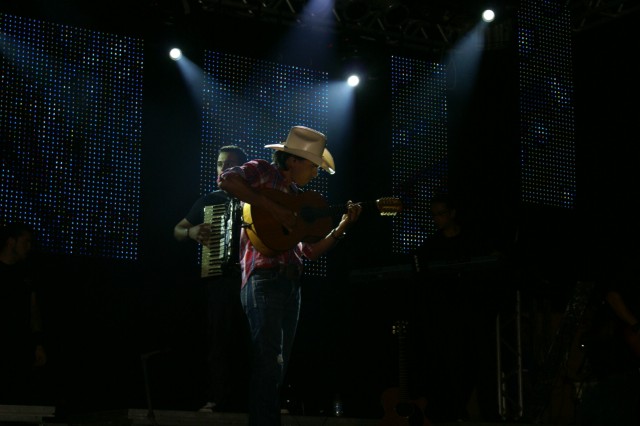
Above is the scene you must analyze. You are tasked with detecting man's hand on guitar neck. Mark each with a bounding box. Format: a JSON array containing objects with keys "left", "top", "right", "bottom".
[
  {"left": 304, "top": 199, "right": 362, "bottom": 261},
  {"left": 324, "top": 200, "right": 362, "bottom": 244},
  {"left": 336, "top": 200, "right": 361, "bottom": 235}
]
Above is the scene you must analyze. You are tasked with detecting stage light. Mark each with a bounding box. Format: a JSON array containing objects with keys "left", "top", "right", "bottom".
[
  {"left": 347, "top": 74, "right": 360, "bottom": 87},
  {"left": 482, "top": 9, "right": 496, "bottom": 22},
  {"left": 169, "top": 48, "right": 182, "bottom": 61}
]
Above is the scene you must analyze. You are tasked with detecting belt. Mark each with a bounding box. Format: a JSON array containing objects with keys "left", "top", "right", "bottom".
[
  {"left": 278, "top": 264, "right": 302, "bottom": 280},
  {"left": 258, "top": 264, "right": 302, "bottom": 280}
]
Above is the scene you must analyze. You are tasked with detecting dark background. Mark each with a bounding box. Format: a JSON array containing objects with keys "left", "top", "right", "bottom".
[{"left": 1, "top": 0, "right": 639, "bottom": 421}]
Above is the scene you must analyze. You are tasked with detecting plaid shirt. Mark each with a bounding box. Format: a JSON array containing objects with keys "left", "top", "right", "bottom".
[{"left": 220, "top": 159, "right": 313, "bottom": 288}]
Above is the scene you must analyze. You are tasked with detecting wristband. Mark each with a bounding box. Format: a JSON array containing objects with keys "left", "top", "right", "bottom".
[
  {"left": 185, "top": 227, "right": 190, "bottom": 239},
  {"left": 330, "top": 229, "right": 345, "bottom": 241}
]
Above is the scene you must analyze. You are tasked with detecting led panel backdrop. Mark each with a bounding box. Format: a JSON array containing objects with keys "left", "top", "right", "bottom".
[
  {"left": 200, "top": 50, "right": 329, "bottom": 276},
  {"left": 0, "top": 13, "right": 144, "bottom": 260},
  {"left": 518, "top": 0, "right": 576, "bottom": 208},
  {"left": 391, "top": 56, "right": 448, "bottom": 254}
]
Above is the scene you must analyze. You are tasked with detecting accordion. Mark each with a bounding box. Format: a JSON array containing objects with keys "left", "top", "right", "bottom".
[{"left": 201, "top": 198, "right": 241, "bottom": 278}]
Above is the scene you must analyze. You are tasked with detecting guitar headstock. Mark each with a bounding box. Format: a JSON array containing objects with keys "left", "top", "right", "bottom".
[
  {"left": 376, "top": 197, "right": 403, "bottom": 216},
  {"left": 392, "top": 320, "right": 408, "bottom": 337}
]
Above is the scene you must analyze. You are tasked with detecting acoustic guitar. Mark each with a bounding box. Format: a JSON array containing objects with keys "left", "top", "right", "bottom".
[
  {"left": 242, "top": 188, "right": 402, "bottom": 256},
  {"left": 380, "top": 320, "right": 431, "bottom": 426}
]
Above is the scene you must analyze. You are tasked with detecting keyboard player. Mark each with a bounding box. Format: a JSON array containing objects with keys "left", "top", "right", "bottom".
[
  {"left": 412, "top": 193, "right": 503, "bottom": 423},
  {"left": 173, "top": 145, "right": 249, "bottom": 413}
]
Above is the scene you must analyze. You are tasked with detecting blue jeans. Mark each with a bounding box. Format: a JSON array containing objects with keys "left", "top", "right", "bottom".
[{"left": 241, "top": 268, "right": 301, "bottom": 426}]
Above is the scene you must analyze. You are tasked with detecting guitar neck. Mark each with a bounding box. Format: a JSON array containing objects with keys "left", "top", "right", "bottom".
[
  {"left": 398, "top": 334, "right": 410, "bottom": 403},
  {"left": 243, "top": 189, "right": 401, "bottom": 256},
  {"left": 384, "top": 320, "right": 431, "bottom": 426},
  {"left": 324, "top": 197, "right": 402, "bottom": 218}
]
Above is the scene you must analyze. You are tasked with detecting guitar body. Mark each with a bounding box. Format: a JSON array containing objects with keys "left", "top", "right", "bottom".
[
  {"left": 380, "top": 320, "right": 431, "bottom": 426},
  {"left": 380, "top": 387, "right": 430, "bottom": 426},
  {"left": 243, "top": 189, "right": 333, "bottom": 255}
]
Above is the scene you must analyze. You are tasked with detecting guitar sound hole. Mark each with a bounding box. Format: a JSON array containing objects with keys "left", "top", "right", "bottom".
[
  {"left": 300, "top": 207, "right": 316, "bottom": 222},
  {"left": 396, "top": 402, "right": 415, "bottom": 418}
]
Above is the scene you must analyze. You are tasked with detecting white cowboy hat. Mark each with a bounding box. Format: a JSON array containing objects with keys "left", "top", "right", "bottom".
[{"left": 265, "top": 126, "right": 336, "bottom": 175}]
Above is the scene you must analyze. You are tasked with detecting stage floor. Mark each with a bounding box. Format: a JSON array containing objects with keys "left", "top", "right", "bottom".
[{"left": 0, "top": 405, "right": 571, "bottom": 426}]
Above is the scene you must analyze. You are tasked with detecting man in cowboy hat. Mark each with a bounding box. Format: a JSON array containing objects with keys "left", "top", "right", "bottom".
[{"left": 219, "top": 126, "right": 361, "bottom": 426}]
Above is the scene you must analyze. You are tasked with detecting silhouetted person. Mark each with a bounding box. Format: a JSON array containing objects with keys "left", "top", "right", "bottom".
[
  {"left": 413, "top": 194, "right": 501, "bottom": 422},
  {"left": 578, "top": 247, "right": 640, "bottom": 426},
  {"left": 0, "top": 222, "right": 47, "bottom": 405}
]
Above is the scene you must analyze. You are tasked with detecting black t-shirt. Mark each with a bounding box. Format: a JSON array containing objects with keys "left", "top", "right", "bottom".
[
  {"left": 185, "top": 190, "right": 230, "bottom": 225},
  {"left": 0, "top": 261, "right": 34, "bottom": 361},
  {"left": 412, "top": 226, "right": 502, "bottom": 328},
  {"left": 416, "top": 229, "right": 486, "bottom": 263},
  {"left": 584, "top": 251, "right": 640, "bottom": 376}
]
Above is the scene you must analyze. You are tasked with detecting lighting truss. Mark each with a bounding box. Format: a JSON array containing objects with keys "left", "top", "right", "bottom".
[{"left": 195, "top": 0, "right": 476, "bottom": 53}]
